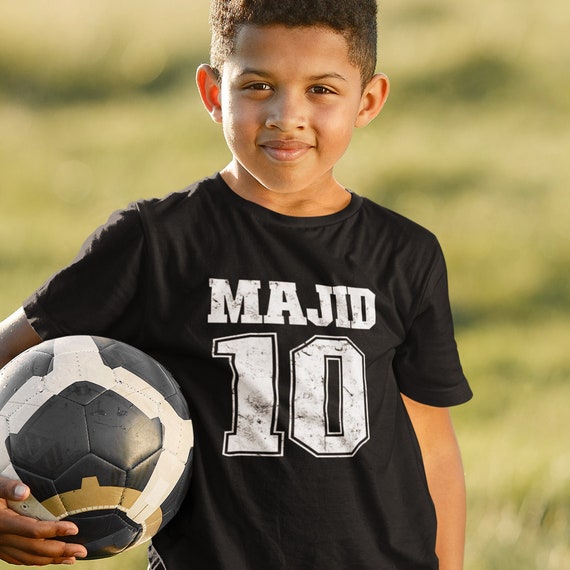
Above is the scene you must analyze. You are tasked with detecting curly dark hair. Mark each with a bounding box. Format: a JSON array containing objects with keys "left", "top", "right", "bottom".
[{"left": 209, "top": 0, "right": 378, "bottom": 85}]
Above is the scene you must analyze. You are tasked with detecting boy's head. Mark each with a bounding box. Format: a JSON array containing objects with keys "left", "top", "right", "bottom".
[{"left": 209, "top": 0, "right": 378, "bottom": 86}]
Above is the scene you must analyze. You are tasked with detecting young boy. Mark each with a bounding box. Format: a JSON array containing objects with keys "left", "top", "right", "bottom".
[{"left": 0, "top": 0, "right": 472, "bottom": 568}]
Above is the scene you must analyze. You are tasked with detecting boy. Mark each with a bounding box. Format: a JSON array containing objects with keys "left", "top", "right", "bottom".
[{"left": 0, "top": 0, "right": 472, "bottom": 568}]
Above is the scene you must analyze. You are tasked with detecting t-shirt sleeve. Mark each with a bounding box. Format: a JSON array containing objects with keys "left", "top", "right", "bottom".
[
  {"left": 393, "top": 242, "right": 472, "bottom": 407},
  {"left": 24, "top": 205, "right": 147, "bottom": 342}
]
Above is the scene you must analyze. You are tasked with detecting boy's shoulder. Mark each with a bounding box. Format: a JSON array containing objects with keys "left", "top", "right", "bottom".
[
  {"left": 357, "top": 193, "right": 440, "bottom": 250},
  {"left": 125, "top": 174, "right": 225, "bottom": 223},
  {"left": 137, "top": 174, "right": 222, "bottom": 209}
]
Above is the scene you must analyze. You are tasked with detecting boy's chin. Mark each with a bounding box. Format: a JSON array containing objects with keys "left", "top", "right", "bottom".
[{"left": 222, "top": 161, "right": 339, "bottom": 204}]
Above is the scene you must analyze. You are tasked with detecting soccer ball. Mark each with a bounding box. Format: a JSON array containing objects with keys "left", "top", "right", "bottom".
[{"left": 0, "top": 335, "right": 193, "bottom": 559}]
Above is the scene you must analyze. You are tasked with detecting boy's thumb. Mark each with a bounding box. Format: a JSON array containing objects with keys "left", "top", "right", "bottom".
[{"left": 0, "top": 478, "right": 29, "bottom": 501}]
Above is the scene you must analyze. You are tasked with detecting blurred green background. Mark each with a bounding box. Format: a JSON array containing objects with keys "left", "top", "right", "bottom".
[{"left": 0, "top": 0, "right": 568, "bottom": 568}]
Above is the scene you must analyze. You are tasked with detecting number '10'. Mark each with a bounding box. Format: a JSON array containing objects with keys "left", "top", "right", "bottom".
[{"left": 213, "top": 333, "right": 370, "bottom": 458}]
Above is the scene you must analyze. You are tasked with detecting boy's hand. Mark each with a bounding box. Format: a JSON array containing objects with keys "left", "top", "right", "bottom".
[{"left": 0, "top": 478, "right": 88, "bottom": 565}]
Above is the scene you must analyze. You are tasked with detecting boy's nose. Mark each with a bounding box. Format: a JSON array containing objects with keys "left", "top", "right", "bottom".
[{"left": 264, "top": 92, "right": 306, "bottom": 131}]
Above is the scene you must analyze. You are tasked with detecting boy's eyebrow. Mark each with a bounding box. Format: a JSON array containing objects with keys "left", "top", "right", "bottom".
[
  {"left": 237, "top": 68, "right": 271, "bottom": 78},
  {"left": 238, "top": 68, "right": 348, "bottom": 82},
  {"left": 309, "top": 72, "right": 348, "bottom": 83}
]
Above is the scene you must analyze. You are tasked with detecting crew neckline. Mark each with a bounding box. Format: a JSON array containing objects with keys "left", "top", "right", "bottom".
[{"left": 214, "top": 173, "right": 362, "bottom": 228}]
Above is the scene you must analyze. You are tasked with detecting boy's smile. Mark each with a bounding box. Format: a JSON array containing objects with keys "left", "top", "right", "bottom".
[
  {"left": 258, "top": 138, "right": 313, "bottom": 163},
  {"left": 197, "top": 24, "right": 389, "bottom": 215}
]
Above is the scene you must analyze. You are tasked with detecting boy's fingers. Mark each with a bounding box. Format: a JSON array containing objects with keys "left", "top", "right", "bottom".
[
  {"left": 0, "top": 480, "right": 87, "bottom": 564},
  {"left": 0, "top": 508, "right": 79, "bottom": 540},
  {"left": 0, "top": 519, "right": 87, "bottom": 565},
  {"left": 0, "top": 478, "right": 29, "bottom": 501},
  {"left": 0, "top": 535, "right": 86, "bottom": 566}
]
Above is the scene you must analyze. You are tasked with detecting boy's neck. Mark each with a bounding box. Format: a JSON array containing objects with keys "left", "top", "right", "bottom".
[{"left": 220, "top": 163, "right": 351, "bottom": 217}]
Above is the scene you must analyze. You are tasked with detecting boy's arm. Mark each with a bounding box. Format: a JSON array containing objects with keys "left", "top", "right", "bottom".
[
  {"left": 0, "top": 308, "right": 88, "bottom": 564},
  {"left": 402, "top": 394, "right": 466, "bottom": 570},
  {"left": 0, "top": 307, "right": 42, "bottom": 368}
]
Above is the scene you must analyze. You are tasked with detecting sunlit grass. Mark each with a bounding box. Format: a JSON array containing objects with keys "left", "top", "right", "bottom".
[{"left": 455, "top": 317, "right": 570, "bottom": 569}]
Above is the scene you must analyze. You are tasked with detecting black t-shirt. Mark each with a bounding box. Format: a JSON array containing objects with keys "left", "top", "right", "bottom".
[{"left": 24, "top": 174, "right": 472, "bottom": 569}]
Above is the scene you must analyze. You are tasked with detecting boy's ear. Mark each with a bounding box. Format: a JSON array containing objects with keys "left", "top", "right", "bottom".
[
  {"left": 355, "top": 73, "right": 390, "bottom": 128},
  {"left": 196, "top": 64, "right": 223, "bottom": 123}
]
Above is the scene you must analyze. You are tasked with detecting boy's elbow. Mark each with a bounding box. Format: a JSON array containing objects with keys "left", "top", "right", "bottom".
[{"left": 0, "top": 307, "right": 42, "bottom": 368}]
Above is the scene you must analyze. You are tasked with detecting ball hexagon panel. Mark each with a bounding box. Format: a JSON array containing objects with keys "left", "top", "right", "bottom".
[
  {"left": 10, "top": 467, "right": 58, "bottom": 506},
  {"left": 62, "top": 510, "right": 142, "bottom": 558},
  {"left": 96, "top": 340, "right": 176, "bottom": 399},
  {"left": 153, "top": 448, "right": 193, "bottom": 523},
  {"left": 55, "top": 454, "right": 127, "bottom": 498},
  {"left": 59, "top": 381, "right": 106, "bottom": 406},
  {"left": 125, "top": 448, "right": 162, "bottom": 491},
  {"left": 95, "top": 340, "right": 189, "bottom": 419},
  {"left": 9, "top": 396, "right": 89, "bottom": 478},
  {"left": 84, "top": 391, "right": 163, "bottom": 471},
  {"left": 0, "top": 350, "right": 53, "bottom": 409}
]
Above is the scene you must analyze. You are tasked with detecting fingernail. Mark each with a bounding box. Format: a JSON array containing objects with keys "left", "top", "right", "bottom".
[
  {"left": 13, "top": 484, "right": 27, "bottom": 499},
  {"left": 62, "top": 560, "right": 75, "bottom": 565}
]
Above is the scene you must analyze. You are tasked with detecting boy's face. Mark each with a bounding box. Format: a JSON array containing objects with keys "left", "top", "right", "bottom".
[{"left": 199, "top": 24, "right": 388, "bottom": 207}]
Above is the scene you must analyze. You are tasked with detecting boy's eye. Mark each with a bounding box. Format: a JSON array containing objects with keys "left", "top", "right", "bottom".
[
  {"left": 309, "top": 85, "right": 334, "bottom": 95},
  {"left": 246, "top": 82, "right": 272, "bottom": 91}
]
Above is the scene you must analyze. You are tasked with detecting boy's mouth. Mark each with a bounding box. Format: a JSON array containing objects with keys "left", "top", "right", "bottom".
[{"left": 259, "top": 139, "right": 313, "bottom": 162}]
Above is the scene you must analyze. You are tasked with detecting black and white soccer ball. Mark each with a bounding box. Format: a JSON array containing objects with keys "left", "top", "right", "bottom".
[{"left": 0, "top": 335, "right": 193, "bottom": 559}]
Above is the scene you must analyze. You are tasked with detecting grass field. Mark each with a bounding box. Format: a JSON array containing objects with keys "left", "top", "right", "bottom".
[{"left": 0, "top": 1, "right": 568, "bottom": 568}]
